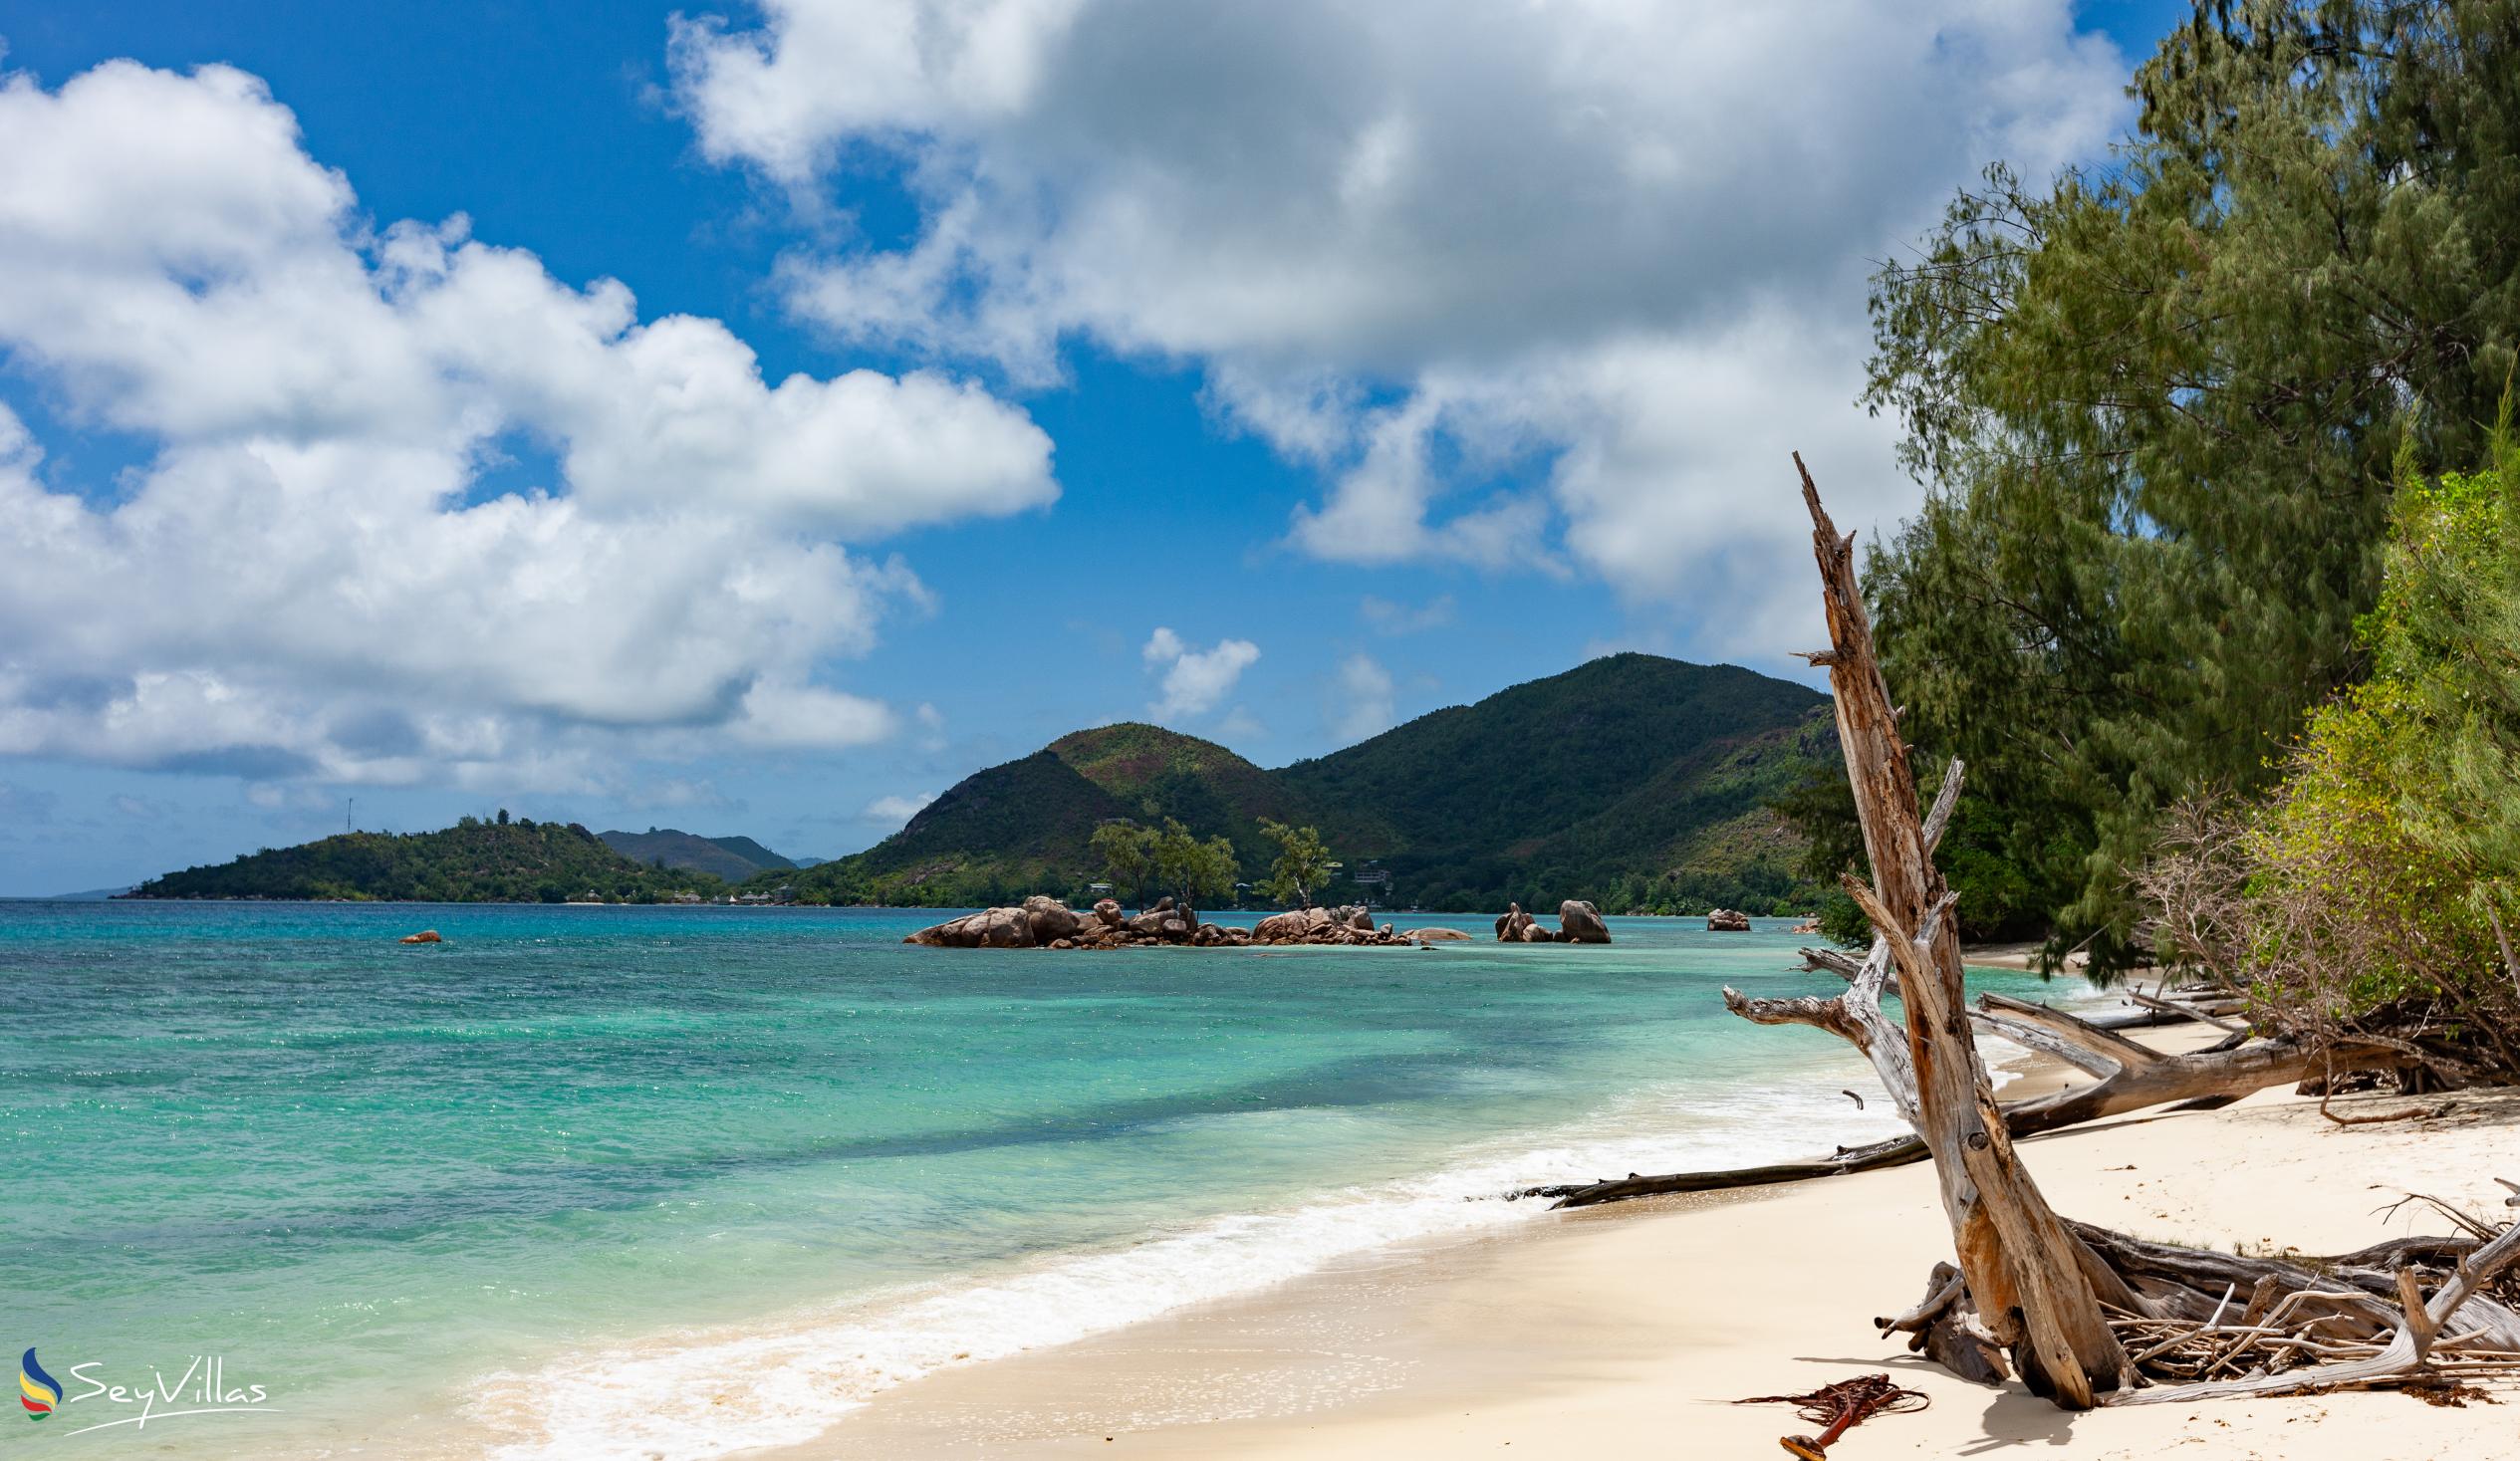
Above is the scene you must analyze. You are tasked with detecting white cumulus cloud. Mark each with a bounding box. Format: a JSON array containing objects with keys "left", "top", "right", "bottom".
[
  {"left": 1331, "top": 652, "right": 1395, "bottom": 743},
  {"left": 860, "top": 791, "right": 937, "bottom": 825},
  {"left": 0, "top": 58, "right": 1060, "bottom": 787},
  {"left": 1141, "top": 627, "right": 1259, "bottom": 719},
  {"left": 671, "top": 0, "right": 2130, "bottom": 660}
]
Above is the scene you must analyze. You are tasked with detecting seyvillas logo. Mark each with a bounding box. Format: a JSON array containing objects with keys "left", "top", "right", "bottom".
[
  {"left": 13, "top": 1351, "right": 279, "bottom": 1437},
  {"left": 20, "top": 1348, "right": 61, "bottom": 1420}
]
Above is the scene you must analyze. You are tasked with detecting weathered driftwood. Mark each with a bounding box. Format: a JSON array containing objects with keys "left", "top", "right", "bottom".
[
  {"left": 1726, "top": 934, "right": 1920, "bottom": 1129},
  {"left": 1788, "top": 453, "right": 2129, "bottom": 1406},
  {"left": 1973, "top": 996, "right": 2394, "bottom": 1139},
  {"left": 2095, "top": 1208, "right": 2520, "bottom": 1404},
  {"left": 1879, "top": 1261, "right": 2009, "bottom": 1384},
  {"left": 1527, "top": 995, "right": 2354, "bottom": 1207},
  {"left": 1520, "top": 1132, "right": 1929, "bottom": 1207}
]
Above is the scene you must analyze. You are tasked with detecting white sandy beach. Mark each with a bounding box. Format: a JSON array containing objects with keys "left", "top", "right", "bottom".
[{"left": 786, "top": 1024, "right": 2519, "bottom": 1460}]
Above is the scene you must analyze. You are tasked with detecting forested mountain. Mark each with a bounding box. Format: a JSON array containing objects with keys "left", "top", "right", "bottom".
[
  {"left": 128, "top": 819, "right": 720, "bottom": 902},
  {"left": 598, "top": 828, "right": 798, "bottom": 880},
  {"left": 778, "top": 654, "right": 1834, "bottom": 912}
]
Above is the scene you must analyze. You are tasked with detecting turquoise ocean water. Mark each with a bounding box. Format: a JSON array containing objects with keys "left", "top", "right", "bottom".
[{"left": 1, "top": 901, "right": 2082, "bottom": 1457}]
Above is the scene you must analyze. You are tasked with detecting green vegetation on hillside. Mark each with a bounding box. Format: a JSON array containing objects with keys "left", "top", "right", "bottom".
[
  {"left": 1793, "top": 0, "right": 2520, "bottom": 970},
  {"left": 130, "top": 817, "right": 723, "bottom": 902},
  {"left": 598, "top": 828, "right": 797, "bottom": 881},
  {"left": 1277, "top": 655, "right": 1830, "bottom": 913},
  {"left": 786, "top": 749, "right": 1136, "bottom": 906},
  {"left": 771, "top": 654, "right": 1835, "bottom": 913},
  {"left": 1258, "top": 820, "right": 1330, "bottom": 908}
]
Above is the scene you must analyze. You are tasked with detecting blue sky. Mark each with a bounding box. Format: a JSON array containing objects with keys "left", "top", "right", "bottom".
[{"left": 0, "top": 1, "right": 2189, "bottom": 893}]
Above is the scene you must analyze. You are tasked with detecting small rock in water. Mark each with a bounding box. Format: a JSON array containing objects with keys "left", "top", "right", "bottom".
[{"left": 398, "top": 929, "right": 442, "bottom": 944}]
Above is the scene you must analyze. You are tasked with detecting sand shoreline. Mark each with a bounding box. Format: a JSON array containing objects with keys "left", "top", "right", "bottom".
[{"left": 780, "top": 1023, "right": 2517, "bottom": 1460}]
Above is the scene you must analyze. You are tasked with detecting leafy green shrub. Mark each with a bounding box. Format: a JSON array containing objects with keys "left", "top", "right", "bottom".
[{"left": 2147, "top": 435, "right": 2520, "bottom": 1075}]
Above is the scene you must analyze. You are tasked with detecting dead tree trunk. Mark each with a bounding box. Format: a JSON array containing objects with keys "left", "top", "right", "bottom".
[{"left": 1791, "top": 454, "right": 2129, "bottom": 1405}]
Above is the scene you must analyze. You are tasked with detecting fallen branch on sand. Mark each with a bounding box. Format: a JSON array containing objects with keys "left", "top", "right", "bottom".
[{"left": 1517, "top": 975, "right": 2372, "bottom": 1210}]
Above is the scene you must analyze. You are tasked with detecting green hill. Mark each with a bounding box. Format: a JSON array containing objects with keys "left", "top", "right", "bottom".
[
  {"left": 704, "top": 836, "right": 797, "bottom": 870},
  {"left": 778, "top": 653, "right": 1834, "bottom": 913},
  {"left": 599, "top": 828, "right": 798, "bottom": 880},
  {"left": 128, "top": 818, "right": 724, "bottom": 903},
  {"left": 786, "top": 749, "right": 1136, "bottom": 906}
]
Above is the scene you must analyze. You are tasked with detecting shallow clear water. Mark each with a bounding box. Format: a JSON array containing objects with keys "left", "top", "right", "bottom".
[{"left": 0, "top": 901, "right": 2079, "bottom": 1457}]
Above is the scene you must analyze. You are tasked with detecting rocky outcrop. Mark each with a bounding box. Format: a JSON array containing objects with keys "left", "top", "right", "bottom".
[
  {"left": 1557, "top": 900, "right": 1611, "bottom": 944},
  {"left": 905, "top": 895, "right": 1618, "bottom": 951},
  {"left": 1022, "top": 894, "right": 1082, "bottom": 943},
  {"left": 398, "top": 929, "right": 442, "bottom": 944},
  {"left": 905, "top": 905, "right": 1039, "bottom": 947},
  {"left": 905, "top": 896, "right": 1416, "bottom": 949},
  {"left": 1254, "top": 906, "right": 1331, "bottom": 941},
  {"left": 1491, "top": 899, "right": 1616, "bottom": 944},
  {"left": 1126, "top": 895, "right": 1187, "bottom": 940},
  {"left": 1247, "top": 904, "right": 1414, "bottom": 946},
  {"left": 1706, "top": 907, "right": 1752, "bottom": 932}
]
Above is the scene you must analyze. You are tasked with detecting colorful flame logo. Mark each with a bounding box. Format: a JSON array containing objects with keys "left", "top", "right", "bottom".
[{"left": 20, "top": 1348, "right": 60, "bottom": 1421}]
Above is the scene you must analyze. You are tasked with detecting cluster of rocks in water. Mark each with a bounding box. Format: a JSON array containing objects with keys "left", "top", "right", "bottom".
[
  {"left": 904, "top": 895, "right": 1613, "bottom": 948},
  {"left": 1492, "top": 900, "right": 1612, "bottom": 943}
]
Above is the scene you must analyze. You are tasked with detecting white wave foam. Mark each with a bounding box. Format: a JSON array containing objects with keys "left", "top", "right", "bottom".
[{"left": 470, "top": 1068, "right": 1902, "bottom": 1461}]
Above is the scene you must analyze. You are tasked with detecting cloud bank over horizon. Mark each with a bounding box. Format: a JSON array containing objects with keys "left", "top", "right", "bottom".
[
  {"left": 670, "top": 0, "right": 2131, "bottom": 659},
  {"left": 0, "top": 58, "right": 1056, "bottom": 794}
]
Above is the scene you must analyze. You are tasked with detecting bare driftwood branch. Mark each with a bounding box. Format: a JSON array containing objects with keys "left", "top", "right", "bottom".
[
  {"left": 1519, "top": 1133, "right": 1928, "bottom": 1207},
  {"left": 1724, "top": 933, "right": 1918, "bottom": 1129},
  {"left": 1880, "top": 1261, "right": 2009, "bottom": 1384},
  {"left": 1921, "top": 762, "right": 1963, "bottom": 855}
]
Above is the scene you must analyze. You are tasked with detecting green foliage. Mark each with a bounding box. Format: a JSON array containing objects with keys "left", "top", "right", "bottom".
[
  {"left": 2244, "top": 681, "right": 2495, "bottom": 1014},
  {"left": 131, "top": 820, "right": 724, "bottom": 903},
  {"left": 2156, "top": 436, "right": 2520, "bottom": 1069},
  {"left": 1089, "top": 820, "right": 1156, "bottom": 907},
  {"left": 1257, "top": 820, "right": 1330, "bottom": 908},
  {"left": 1814, "top": 887, "right": 1873, "bottom": 950},
  {"left": 1857, "top": 1, "right": 2520, "bottom": 971},
  {"left": 1147, "top": 819, "right": 1237, "bottom": 909},
  {"left": 1772, "top": 755, "right": 2055, "bottom": 942}
]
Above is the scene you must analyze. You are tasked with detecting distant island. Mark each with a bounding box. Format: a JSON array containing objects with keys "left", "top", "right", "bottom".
[{"left": 126, "top": 815, "right": 742, "bottom": 903}]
